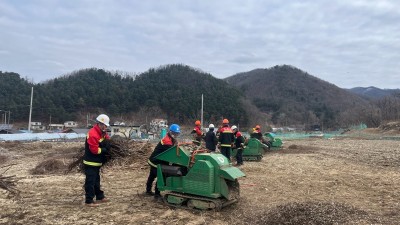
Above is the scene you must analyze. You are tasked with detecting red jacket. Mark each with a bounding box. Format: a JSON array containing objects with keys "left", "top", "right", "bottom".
[{"left": 83, "top": 124, "right": 110, "bottom": 166}]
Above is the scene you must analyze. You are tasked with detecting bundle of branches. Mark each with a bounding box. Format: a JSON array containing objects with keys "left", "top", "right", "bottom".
[
  {"left": 30, "top": 158, "right": 67, "bottom": 175},
  {"left": 0, "top": 165, "right": 20, "bottom": 196},
  {"left": 66, "top": 138, "right": 150, "bottom": 173}
]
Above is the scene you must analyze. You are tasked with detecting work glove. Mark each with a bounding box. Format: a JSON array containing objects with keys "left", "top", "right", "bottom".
[{"left": 99, "top": 140, "right": 111, "bottom": 150}]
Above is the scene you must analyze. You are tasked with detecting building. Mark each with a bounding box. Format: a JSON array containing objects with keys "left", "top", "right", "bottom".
[
  {"left": 48, "top": 123, "right": 64, "bottom": 131},
  {"left": 0, "top": 124, "right": 14, "bottom": 134},
  {"left": 30, "top": 122, "right": 46, "bottom": 131},
  {"left": 64, "top": 121, "right": 78, "bottom": 128},
  {"left": 110, "top": 124, "right": 142, "bottom": 139}
]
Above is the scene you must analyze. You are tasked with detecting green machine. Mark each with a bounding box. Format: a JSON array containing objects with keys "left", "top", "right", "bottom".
[
  {"left": 155, "top": 144, "right": 245, "bottom": 210},
  {"left": 264, "top": 132, "right": 283, "bottom": 150},
  {"left": 232, "top": 138, "right": 266, "bottom": 161}
]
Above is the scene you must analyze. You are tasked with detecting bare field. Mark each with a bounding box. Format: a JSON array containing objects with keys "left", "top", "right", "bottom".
[{"left": 1, "top": 138, "right": 400, "bottom": 225}]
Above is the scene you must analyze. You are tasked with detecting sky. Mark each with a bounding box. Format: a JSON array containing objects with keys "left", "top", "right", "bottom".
[{"left": 1, "top": 0, "right": 399, "bottom": 89}]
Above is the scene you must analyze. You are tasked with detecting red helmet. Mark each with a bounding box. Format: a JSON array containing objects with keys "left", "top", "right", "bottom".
[
  {"left": 222, "top": 118, "right": 229, "bottom": 124},
  {"left": 255, "top": 125, "right": 261, "bottom": 129},
  {"left": 195, "top": 120, "right": 201, "bottom": 126}
]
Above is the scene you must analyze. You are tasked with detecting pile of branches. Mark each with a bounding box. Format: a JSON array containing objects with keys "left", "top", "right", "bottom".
[
  {"left": 67, "top": 137, "right": 151, "bottom": 173},
  {"left": 30, "top": 158, "right": 67, "bottom": 175},
  {"left": 0, "top": 164, "right": 20, "bottom": 196}
]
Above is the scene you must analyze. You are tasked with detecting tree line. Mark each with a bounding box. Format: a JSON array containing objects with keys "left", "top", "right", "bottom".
[{"left": 0, "top": 65, "right": 248, "bottom": 127}]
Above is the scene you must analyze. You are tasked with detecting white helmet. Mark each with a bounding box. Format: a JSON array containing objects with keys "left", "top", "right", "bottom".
[
  {"left": 96, "top": 114, "right": 110, "bottom": 126},
  {"left": 209, "top": 124, "right": 215, "bottom": 129},
  {"left": 231, "top": 125, "right": 237, "bottom": 130}
]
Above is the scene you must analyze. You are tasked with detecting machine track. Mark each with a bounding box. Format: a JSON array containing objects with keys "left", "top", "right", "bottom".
[{"left": 162, "top": 180, "right": 240, "bottom": 211}]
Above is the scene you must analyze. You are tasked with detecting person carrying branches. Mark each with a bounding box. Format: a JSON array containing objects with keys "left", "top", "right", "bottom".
[{"left": 83, "top": 114, "right": 111, "bottom": 207}]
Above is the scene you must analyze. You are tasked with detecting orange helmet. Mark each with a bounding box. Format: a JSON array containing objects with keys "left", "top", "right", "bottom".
[
  {"left": 223, "top": 118, "right": 229, "bottom": 124},
  {"left": 195, "top": 120, "right": 201, "bottom": 126},
  {"left": 255, "top": 125, "right": 261, "bottom": 129}
]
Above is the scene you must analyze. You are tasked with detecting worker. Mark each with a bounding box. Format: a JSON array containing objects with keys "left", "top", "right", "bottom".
[
  {"left": 231, "top": 125, "right": 245, "bottom": 166},
  {"left": 204, "top": 124, "right": 218, "bottom": 152},
  {"left": 191, "top": 120, "right": 203, "bottom": 146},
  {"left": 83, "top": 114, "right": 111, "bottom": 207},
  {"left": 251, "top": 125, "right": 271, "bottom": 149},
  {"left": 250, "top": 125, "right": 263, "bottom": 140},
  {"left": 218, "top": 119, "right": 235, "bottom": 161},
  {"left": 146, "top": 124, "right": 180, "bottom": 200}
]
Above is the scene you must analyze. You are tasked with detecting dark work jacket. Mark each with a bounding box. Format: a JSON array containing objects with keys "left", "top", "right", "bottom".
[
  {"left": 148, "top": 133, "right": 177, "bottom": 167},
  {"left": 204, "top": 129, "right": 218, "bottom": 151},
  {"left": 233, "top": 131, "right": 245, "bottom": 149},
  {"left": 250, "top": 131, "right": 263, "bottom": 140},
  {"left": 218, "top": 126, "right": 234, "bottom": 147}
]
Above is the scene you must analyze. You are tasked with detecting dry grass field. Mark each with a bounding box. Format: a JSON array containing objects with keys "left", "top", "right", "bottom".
[{"left": 1, "top": 132, "right": 400, "bottom": 224}]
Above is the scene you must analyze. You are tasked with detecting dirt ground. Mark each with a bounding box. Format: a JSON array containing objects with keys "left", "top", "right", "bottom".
[{"left": 1, "top": 132, "right": 400, "bottom": 225}]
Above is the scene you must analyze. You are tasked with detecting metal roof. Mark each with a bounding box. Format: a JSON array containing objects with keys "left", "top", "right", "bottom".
[{"left": 0, "top": 132, "right": 86, "bottom": 141}]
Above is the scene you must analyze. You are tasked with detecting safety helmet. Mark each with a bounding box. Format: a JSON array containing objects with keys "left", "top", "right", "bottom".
[
  {"left": 96, "top": 114, "right": 110, "bottom": 127},
  {"left": 223, "top": 118, "right": 229, "bottom": 124},
  {"left": 255, "top": 125, "right": 261, "bottom": 129},
  {"left": 231, "top": 125, "right": 237, "bottom": 130},
  {"left": 209, "top": 124, "right": 215, "bottom": 128},
  {"left": 169, "top": 124, "right": 181, "bottom": 134},
  {"left": 195, "top": 120, "right": 201, "bottom": 126}
]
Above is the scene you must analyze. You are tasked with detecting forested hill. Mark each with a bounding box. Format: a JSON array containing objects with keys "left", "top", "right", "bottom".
[
  {"left": 224, "top": 65, "right": 373, "bottom": 128},
  {"left": 0, "top": 65, "right": 248, "bottom": 125}
]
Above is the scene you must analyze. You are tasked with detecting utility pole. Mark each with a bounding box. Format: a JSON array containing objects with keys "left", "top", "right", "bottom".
[
  {"left": 28, "top": 87, "right": 33, "bottom": 132},
  {"left": 201, "top": 94, "right": 204, "bottom": 130}
]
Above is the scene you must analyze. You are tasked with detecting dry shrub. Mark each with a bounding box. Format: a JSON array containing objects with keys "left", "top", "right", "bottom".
[
  {"left": 233, "top": 201, "right": 373, "bottom": 225},
  {"left": 288, "top": 144, "right": 298, "bottom": 149},
  {"left": 31, "top": 158, "right": 67, "bottom": 175}
]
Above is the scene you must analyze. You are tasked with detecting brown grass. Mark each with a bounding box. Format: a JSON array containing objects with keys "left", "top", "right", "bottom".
[{"left": 232, "top": 201, "right": 374, "bottom": 225}]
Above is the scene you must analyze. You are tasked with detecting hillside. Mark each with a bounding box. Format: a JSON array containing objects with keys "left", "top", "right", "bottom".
[
  {"left": 0, "top": 65, "right": 249, "bottom": 126},
  {"left": 348, "top": 86, "right": 400, "bottom": 99},
  {"left": 4, "top": 64, "right": 397, "bottom": 130},
  {"left": 225, "top": 65, "right": 373, "bottom": 129}
]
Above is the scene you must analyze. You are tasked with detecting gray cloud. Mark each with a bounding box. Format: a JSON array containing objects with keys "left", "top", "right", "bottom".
[{"left": 0, "top": 0, "right": 399, "bottom": 88}]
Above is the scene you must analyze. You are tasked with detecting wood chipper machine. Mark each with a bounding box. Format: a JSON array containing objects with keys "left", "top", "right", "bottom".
[
  {"left": 155, "top": 144, "right": 245, "bottom": 210},
  {"left": 264, "top": 132, "right": 283, "bottom": 150},
  {"left": 232, "top": 137, "right": 266, "bottom": 161}
]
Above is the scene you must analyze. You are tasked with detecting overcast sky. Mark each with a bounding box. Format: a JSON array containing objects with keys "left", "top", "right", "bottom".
[{"left": 1, "top": 0, "right": 399, "bottom": 89}]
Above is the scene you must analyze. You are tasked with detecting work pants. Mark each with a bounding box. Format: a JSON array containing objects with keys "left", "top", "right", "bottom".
[
  {"left": 146, "top": 166, "right": 160, "bottom": 196},
  {"left": 220, "top": 147, "right": 232, "bottom": 162},
  {"left": 84, "top": 165, "right": 104, "bottom": 204}
]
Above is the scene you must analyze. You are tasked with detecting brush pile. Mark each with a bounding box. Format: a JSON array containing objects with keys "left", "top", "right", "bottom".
[
  {"left": 0, "top": 165, "right": 20, "bottom": 196},
  {"left": 30, "top": 158, "right": 67, "bottom": 175},
  {"left": 67, "top": 137, "right": 153, "bottom": 173}
]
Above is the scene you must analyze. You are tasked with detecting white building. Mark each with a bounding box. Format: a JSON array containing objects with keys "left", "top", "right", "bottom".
[
  {"left": 110, "top": 124, "right": 142, "bottom": 139},
  {"left": 48, "top": 123, "right": 64, "bottom": 131},
  {"left": 30, "top": 122, "right": 46, "bottom": 131},
  {"left": 64, "top": 121, "right": 78, "bottom": 128}
]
